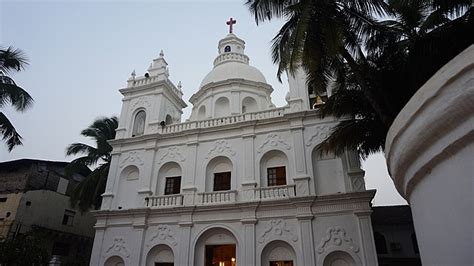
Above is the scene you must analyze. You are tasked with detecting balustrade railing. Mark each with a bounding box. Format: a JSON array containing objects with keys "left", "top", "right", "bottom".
[
  {"left": 197, "top": 190, "right": 237, "bottom": 205},
  {"left": 161, "top": 107, "right": 287, "bottom": 134},
  {"left": 255, "top": 184, "right": 296, "bottom": 200},
  {"left": 146, "top": 194, "right": 183, "bottom": 208}
]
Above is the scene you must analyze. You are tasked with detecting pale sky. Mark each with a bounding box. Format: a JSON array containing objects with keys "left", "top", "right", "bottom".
[{"left": 0, "top": 0, "right": 406, "bottom": 206}]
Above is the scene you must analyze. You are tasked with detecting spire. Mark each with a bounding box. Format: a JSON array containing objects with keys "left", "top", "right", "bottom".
[{"left": 148, "top": 49, "right": 169, "bottom": 78}]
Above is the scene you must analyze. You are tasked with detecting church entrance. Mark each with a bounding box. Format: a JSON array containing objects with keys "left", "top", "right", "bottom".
[
  {"left": 205, "top": 244, "right": 236, "bottom": 266},
  {"left": 155, "top": 263, "right": 173, "bottom": 266}
]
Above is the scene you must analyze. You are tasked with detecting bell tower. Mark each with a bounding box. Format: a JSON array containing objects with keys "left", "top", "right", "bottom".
[{"left": 115, "top": 50, "right": 187, "bottom": 139}]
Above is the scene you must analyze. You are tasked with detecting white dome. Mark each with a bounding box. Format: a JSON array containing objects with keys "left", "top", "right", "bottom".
[{"left": 200, "top": 61, "right": 267, "bottom": 88}]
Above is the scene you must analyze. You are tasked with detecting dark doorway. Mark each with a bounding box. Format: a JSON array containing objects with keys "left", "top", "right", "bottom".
[
  {"left": 205, "top": 244, "right": 236, "bottom": 266},
  {"left": 155, "top": 263, "right": 173, "bottom": 266},
  {"left": 269, "top": 261, "right": 294, "bottom": 266}
]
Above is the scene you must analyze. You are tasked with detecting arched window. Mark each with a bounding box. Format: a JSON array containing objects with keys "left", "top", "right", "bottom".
[
  {"left": 242, "top": 96, "right": 258, "bottom": 113},
  {"left": 198, "top": 105, "right": 206, "bottom": 120},
  {"left": 165, "top": 114, "right": 173, "bottom": 125},
  {"left": 214, "top": 97, "right": 230, "bottom": 117},
  {"left": 374, "top": 232, "right": 388, "bottom": 254},
  {"left": 224, "top": 45, "right": 231, "bottom": 52},
  {"left": 132, "top": 110, "right": 146, "bottom": 137}
]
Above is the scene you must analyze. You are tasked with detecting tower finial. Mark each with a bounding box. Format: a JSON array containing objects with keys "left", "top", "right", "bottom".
[
  {"left": 130, "top": 69, "right": 136, "bottom": 80},
  {"left": 159, "top": 49, "right": 164, "bottom": 57},
  {"left": 177, "top": 81, "right": 182, "bottom": 90},
  {"left": 226, "top": 17, "right": 237, "bottom": 33}
]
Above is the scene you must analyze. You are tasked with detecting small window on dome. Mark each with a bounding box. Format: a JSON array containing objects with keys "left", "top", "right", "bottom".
[{"left": 224, "top": 45, "right": 231, "bottom": 52}]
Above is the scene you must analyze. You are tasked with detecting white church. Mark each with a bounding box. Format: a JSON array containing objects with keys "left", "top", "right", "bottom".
[{"left": 90, "top": 20, "right": 379, "bottom": 266}]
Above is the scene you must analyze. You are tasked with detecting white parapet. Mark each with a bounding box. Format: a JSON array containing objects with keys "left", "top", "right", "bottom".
[{"left": 385, "top": 45, "right": 474, "bottom": 265}]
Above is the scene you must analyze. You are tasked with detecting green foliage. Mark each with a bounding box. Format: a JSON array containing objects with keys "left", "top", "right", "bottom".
[
  {"left": 247, "top": 0, "right": 473, "bottom": 158},
  {"left": 0, "top": 46, "right": 33, "bottom": 151},
  {"left": 66, "top": 116, "right": 118, "bottom": 212},
  {"left": 0, "top": 233, "right": 50, "bottom": 265}
]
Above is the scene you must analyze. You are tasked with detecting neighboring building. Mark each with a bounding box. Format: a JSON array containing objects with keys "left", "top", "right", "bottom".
[
  {"left": 371, "top": 206, "right": 421, "bottom": 266},
  {"left": 91, "top": 22, "right": 378, "bottom": 266},
  {"left": 0, "top": 159, "right": 96, "bottom": 264}
]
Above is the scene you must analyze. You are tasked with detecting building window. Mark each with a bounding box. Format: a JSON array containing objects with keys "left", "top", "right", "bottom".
[
  {"left": 224, "top": 45, "right": 231, "bottom": 52},
  {"left": 267, "top": 167, "right": 286, "bottom": 186},
  {"left": 52, "top": 242, "right": 70, "bottom": 256},
  {"left": 132, "top": 110, "right": 146, "bottom": 136},
  {"left": 374, "top": 232, "right": 388, "bottom": 254},
  {"left": 213, "top": 172, "right": 231, "bottom": 191},
  {"left": 0, "top": 197, "right": 6, "bottom": 202},
  {"left": 62, "top": 210, "right": 75, "bottom": 226},
  {"left": 164, "top": 176, "right": 181, "bottom": 195}
]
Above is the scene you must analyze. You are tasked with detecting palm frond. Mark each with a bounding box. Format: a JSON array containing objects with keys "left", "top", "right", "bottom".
[
  {"left": 0, "top": 46, "right": 29, "bottom": 74},
  {"left": 0, "top": 83, "right": 34, "bottom": 111},
  {"left": 0, "top": 112, "right": 22, "bottom": 151}
]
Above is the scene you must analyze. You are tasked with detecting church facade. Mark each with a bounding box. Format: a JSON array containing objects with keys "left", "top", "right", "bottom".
[{"left": 90, "top": 25, "right": 378, "bottom": 266}]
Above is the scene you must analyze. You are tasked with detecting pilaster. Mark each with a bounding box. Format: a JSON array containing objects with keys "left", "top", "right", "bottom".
[{"left": 354, "top": 211, "right": 378, "bottom": 266}]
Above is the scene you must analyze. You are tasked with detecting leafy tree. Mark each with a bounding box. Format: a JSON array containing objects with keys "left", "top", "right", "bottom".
[
  {"left": 0, "top": 46, "right": 33, "bottom": 151},
  {"left": 0, "top": 233, "right": 50, "bottom": 265},
  {"left": 66, "top": 116, "right": 118, "bottom": 212},
  {"left": 247, "top": 0, "right": 473, "bottom": 158}
]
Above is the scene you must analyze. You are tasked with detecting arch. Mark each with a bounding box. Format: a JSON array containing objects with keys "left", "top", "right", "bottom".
[
  {"left": 323, "top": 251, "right": 357, "bottom": 266},
  {"left": 104, "top": 256, "right": 125, "bottom": 266},
  {"left": 193, "top": 226, "right": 239, "bottom": 266},
  {"left": 224, "top": 45, "right": 231, "bottom": 52},
  {"left": 242, "top": 96, "right": 258, "bottom": 113},
  {"left": 311, "top": 147, "right": 344, "bottom": 195},
  {"left": 198, "top": 105, "right": 206, "bottom": 120},
  {"left": 205, "top": 156, "right": 233, "bottom": 192},
  {"left": 146, "top": 244, "right": 174, "bottom": 266},
  {"left": 374, "top": 232, "right": 387, "bottom": 254},
  {"left": 132, "top": 110, "right": 146, "bottom": 136},
  {"left": 214, "top": 96, "right": 230, "bottom": 117},
  {"left": 116, "top": 165, "right": 140, "bottom": 209},
  {"left": 165, "top": 114, "right": 173, "bottom": 125},
  {"left": 259, "top": 150, "right": 289, "bottom": 187},
  {"left": 120, "top": 165, "right": 140, "bottom": 181},
  {"left": 261, "top": 240, "right": 297, "bottom": 266},
  {"left": 157, "top": 162, "right": 182, "bottom": 195}
]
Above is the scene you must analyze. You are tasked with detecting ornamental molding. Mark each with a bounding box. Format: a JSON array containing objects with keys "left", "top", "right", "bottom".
[
  {"left": 148, "top": 224, "right": 177, "bottom": 246},
  {"left": 130, "top": 96, "right": 152, "bottom": 110},
  {"left": 317, "top": 226, "right": 359, "bottom": 254},
  {"left": 257, "top": 133, "right": 291, "bottom": 153},
  {"left": 306, "top": 125, "right": 331, "bottom": 147},
  {"left": 258, "top": 219, "right": 298, "bottom": 244},
  {"left": 120, "top": 151, "right": 145, "bottom": 168},
  {"left": 206, "top": 140, "right": 236, "bottom": 159},
  {"left": 104, "top": 237, "right": 130, "bottom": 258},
  {"left": 158, "top": 146, "right": 186, "bottom": 164}
]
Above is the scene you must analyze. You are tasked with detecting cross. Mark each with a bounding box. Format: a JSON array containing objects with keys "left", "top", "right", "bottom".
[{"left": 226, "top": 17, "right": 237, "bottom": 33}]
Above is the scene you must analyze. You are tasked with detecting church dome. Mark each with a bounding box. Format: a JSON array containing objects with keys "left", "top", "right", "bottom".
[
  {"left": 198, "top": 33, "right": 267, "bottom": 88},
  {"left": 200, "top": 61, "right": 267, "bottom": 87}
]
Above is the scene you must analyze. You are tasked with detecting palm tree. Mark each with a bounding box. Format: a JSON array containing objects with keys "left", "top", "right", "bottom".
[
  {"left": 247, "top": 0, "right": 473, "bottom": 158},
  {"left": 0, "top": 46, "right": 33, "bottom": 151},
  {"left": 66, "top": 116, "right": 118, "bottom": 212}
]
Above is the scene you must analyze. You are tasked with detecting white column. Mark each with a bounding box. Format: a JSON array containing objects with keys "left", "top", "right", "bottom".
[
  {"left": 242, "top": 221, "right": 256, "bottom": 265},
  {"left": 291, "top": 123, "right": 311, "bottom": 196},
  {"left": 101, "top": 153, "right": 120, "bottom": 210},
  {"left": 90, "top": 227, "right": 105, "bottom": 266},
  {"left": 355, "top": 211, "right": 378, "bottom": 266},
  {"left": 137, "top": 147, "right": 155, "bottom": 206},
  {"left": 177, "top": 222, "right": 193, "bottom": 266},
  {"left": 298, "top": 216, "right": 316, "bottom": 265}
]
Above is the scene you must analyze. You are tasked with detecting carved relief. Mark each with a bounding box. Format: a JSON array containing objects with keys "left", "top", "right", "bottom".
[
  {"left": 258, "top": 219, "right": 298, "bottom": 244},
  {"left": 206, "top": 140, "right": 236, "bottom": 159},
  {"left": 120, "top": 151, "right": 145, "bottom": 168},
  {"left": 104, "top": 237, "right": 130, "bottom": 258},
  {"left": 352, "top": 176, "right": 365, "bottom": 192},
  {"left": 257, "top": 134, "right": 291, "bottom": 153},
  {"left": 268, "top": 246, "right": 294, "bottom": 261},
  {"left": 317, "top": 226, "right": 360, "bottom": 254},
  {"left": 149, "top": 224, "right": 177, "bottom": 246},
  {"left": 158, "top": 146, "right": 186, "bottom": 164},
  {"left": 306, "top": 125, "right": 331, "bottom": 147},
  {"left": 130, "top": 96, "right": 152, "bottom": 110}
]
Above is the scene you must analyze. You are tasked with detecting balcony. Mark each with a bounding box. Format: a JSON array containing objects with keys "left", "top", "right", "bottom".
[
  {"left": 144, "top": 185, "right": 298, "bottom": 209},
  {"left": 255, "top": 184, "right": 296, "bottom": 200},
  {"left": 197, "top": 190, "right": 237, "bottom": 205},
  {"left": 146, "top": 194, "right": 183, "bottom": 208}
]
